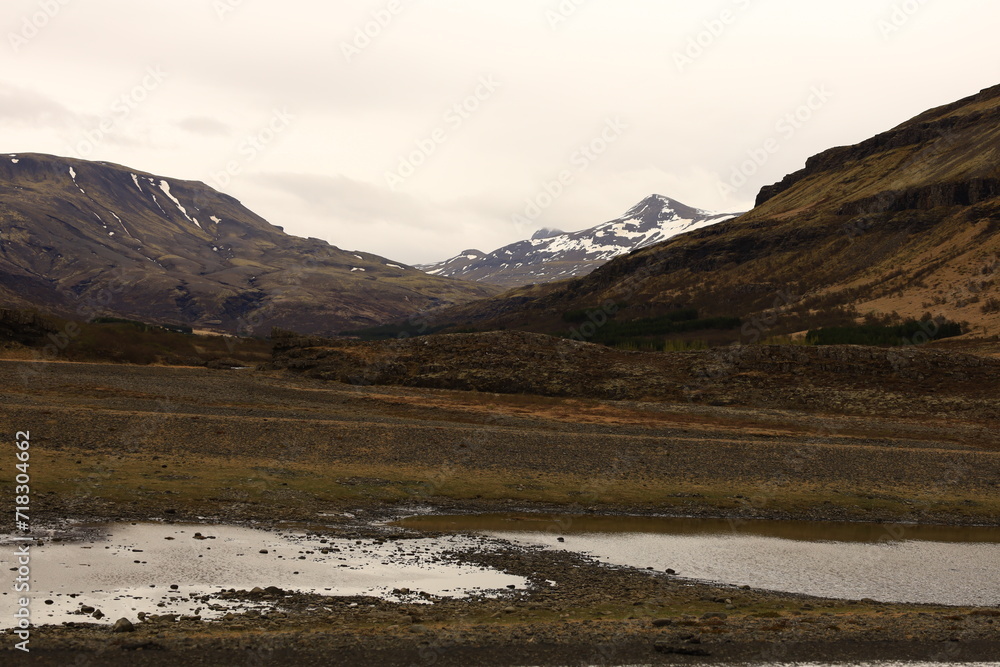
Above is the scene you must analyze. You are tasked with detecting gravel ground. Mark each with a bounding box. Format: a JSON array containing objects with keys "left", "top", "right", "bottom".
[{"left": 1, "top": 359, "right": 999, "bottom": 665}]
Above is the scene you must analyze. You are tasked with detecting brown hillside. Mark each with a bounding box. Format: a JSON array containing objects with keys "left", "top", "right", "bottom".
[
  {"left": 437, "top": 84, "right": 1000, "bottom": 341},
  {"left": 0, "top": 154, "right": 497, "bottom": 335}
]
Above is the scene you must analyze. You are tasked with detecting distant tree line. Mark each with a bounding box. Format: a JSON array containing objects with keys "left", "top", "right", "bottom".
[{"left": 806, "top": 318, "right": 964, "bottom": 346}]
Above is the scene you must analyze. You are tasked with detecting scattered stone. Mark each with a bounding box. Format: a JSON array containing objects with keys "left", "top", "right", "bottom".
[{"left": 112, "top": 618, "right": 135, "bottom": 633}]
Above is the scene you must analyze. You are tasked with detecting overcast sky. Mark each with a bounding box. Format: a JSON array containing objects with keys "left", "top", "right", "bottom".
[{"left": 2, "top": 1, "right": 998, "bottom": 264}]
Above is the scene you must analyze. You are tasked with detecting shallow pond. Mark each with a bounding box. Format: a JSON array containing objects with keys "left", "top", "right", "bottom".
[
  {"left": 0, "top": 522, "right": 526, "bottom": 628},
  {"left": 579, "top": 663, "right": 1000, "bottom": 667},
  {"left": 396, "top": 514, "right": 1000, "bottom": 607}
]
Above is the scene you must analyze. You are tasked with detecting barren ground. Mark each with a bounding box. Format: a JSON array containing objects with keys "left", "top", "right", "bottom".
[{"left": 1, "top": 357, "right": 999, "bottom": 665}]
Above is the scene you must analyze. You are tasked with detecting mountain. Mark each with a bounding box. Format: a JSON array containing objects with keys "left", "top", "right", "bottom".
[
  {"left": 416, "top": 195, "right": 740, "bottom": 287},
  {"left": 0, "top": 154, "right": 498, "bottom": 336},
  {"left": 432, "top": 84, "right": 1000, "bottom": 341}
]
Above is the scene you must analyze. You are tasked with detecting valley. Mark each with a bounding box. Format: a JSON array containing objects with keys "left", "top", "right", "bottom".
[{"left": 2, "top": 65, "right": 1000, "bottom": 667}]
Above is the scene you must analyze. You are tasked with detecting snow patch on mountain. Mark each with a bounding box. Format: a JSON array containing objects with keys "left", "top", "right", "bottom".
[
  {"left": 158, "top": 180, "right": 201, "bottom": 229},
  {"left": 417, "top": 195, "right": 741, "bottom": 287}
]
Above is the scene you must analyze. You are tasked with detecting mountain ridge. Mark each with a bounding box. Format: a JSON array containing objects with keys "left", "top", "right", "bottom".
[
  {"left": 0, "top": 153, "right": 498, "bottom": 335},
  {"left": 417, "top": 194, "right": 740, "bottom": 287}
]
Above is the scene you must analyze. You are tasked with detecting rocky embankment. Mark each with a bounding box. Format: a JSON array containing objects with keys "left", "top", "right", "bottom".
[{"left": 269, "top": 332, "right": 1000, "bottom": 412}]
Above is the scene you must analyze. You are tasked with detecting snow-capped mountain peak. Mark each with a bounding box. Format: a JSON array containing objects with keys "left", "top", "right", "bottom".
[{"left": 417, "top": 195, "right": 742, "bottom": 287}]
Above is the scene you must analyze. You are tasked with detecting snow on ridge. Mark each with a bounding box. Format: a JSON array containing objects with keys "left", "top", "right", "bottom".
[
  {"left": 148, "top": 192, "right": 167, "bottom": 215},
  {"left": 131, "top": 174, "right": 142, "bottom": 191},
  {"left": 420, "top": 195, "right": 738, "bottom": 284},
  {"left": 107, "top": 210, "right": 135, "bottom": 239},
  {"left": 10, "top": 159, "right": 18, "bottom": 164},
  {"left": 210, "top": 216, "right": 222, "bottom": 224},
  {"left": 386, "top": 263, "right": 403, "bottom": 269},
  {"left": 158, "top": 180, "right": 202, "bottom": 229},
  {"left": 68, "top": 167, "right": 88, "bottom": 195}
]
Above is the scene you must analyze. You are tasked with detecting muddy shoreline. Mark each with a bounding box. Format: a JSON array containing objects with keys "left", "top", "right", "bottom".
[{"left": 5, "top": 509, "right": 1000, "bottom": 665}]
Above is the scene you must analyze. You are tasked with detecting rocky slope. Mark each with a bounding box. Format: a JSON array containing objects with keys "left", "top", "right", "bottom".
[
  {"left": 270, "top": 330, "right": 1000, "bottom": 418},
  {"left": 417, "top": 195, "right": 739, "bottom": 287},
  {"left": 431, "top": 84, "right": 1000, "bottom": 339},
  {"left": 0, "top": 154, "right": 497, "bottom": 335}
]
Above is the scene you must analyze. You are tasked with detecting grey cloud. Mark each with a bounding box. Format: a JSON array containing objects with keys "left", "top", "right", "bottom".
[
  {"left": 248, "top": 172, "right": 446, "bottom": 232},
  {"left": 0, "top": 82, "right": 78, "bottom": 127},
  {"left": 177, "top": 116, "right": 231, "bottom": 136}
]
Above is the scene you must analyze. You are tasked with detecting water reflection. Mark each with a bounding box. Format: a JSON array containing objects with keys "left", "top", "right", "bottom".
[
  {"left": 396, "top": 514, "right": 1000, "bottom": 543},
  {"left": 397, "top": 514, "right": 1000, "bottom": 606}
]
